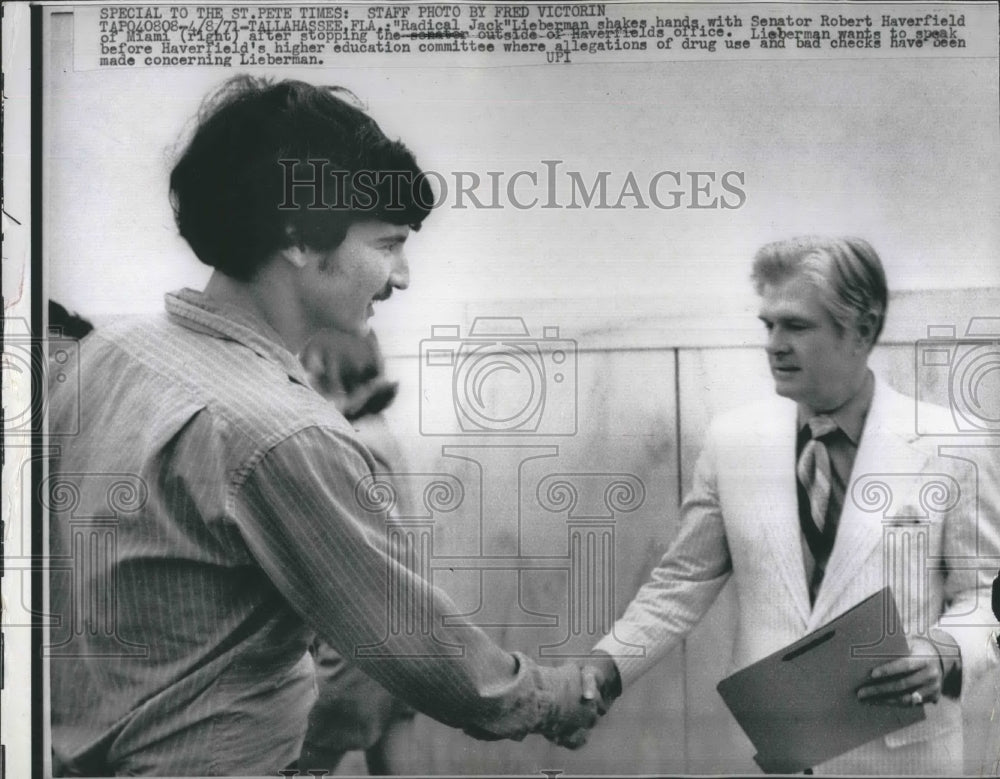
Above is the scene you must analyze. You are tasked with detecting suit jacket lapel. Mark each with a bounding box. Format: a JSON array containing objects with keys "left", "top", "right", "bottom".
[
  {"left": 753, "top": 400, "right": 812, "bottom": 626},
  {"left": 809, "top": 380, "right": 924, "bottom": 626}
]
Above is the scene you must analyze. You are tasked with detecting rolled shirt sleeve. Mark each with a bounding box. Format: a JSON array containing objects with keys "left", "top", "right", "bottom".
[{"left": 231, "top": 425, "right": 551, "bottom": 738}]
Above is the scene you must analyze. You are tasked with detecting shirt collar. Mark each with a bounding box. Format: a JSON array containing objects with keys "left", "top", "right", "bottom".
[
  {"left": 165, "top": 288, "right": 311, "bottom": 387},
  {"left": 797, "top": 369, "right": 875, "bottom": 446}
]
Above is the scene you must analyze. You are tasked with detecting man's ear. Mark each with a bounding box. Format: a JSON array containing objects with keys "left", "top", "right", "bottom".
[{"left": 855, "top": 312, "right": 879, "bottom": 351}]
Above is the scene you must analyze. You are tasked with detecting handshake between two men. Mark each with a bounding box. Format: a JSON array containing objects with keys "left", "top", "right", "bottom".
[{"left": 465, "top": 651, "right": 622, "bottom": 750}]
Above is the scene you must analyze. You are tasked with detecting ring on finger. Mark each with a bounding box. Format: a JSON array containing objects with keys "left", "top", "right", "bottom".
[{"left": 910, "top": 691, "right": 923, "bottom": 706}]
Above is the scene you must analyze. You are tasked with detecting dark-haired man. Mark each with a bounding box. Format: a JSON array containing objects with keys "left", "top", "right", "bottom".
[
  {"left": 580, "top": 237, "right": 1000, "bottom": 774},
  {"left": 47, "top": 77, "right": 603, "bottom": 777}
]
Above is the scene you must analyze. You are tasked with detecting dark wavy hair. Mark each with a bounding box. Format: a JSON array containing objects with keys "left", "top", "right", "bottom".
[{"left": 169, "top": 76, "right": 433, "bottom": 280}]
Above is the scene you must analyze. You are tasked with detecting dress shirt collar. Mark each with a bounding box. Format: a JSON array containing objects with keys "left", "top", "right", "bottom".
[
  {"left": 797, "top": 369, "right": 875, "bottom": 445},
  {"left": 165, "top": 288, "right": 311, "bottom": 387}
]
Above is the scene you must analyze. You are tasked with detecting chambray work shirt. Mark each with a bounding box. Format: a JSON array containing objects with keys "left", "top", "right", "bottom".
[{"left": 48, "top": 289, "right": 544, "bottom": 776}]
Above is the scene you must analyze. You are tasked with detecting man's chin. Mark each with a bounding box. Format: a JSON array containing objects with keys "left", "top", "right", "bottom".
[
  {"left": 344, "top": 320, "right": 370, "bottom": 337},
  {"left": 771, "top": 380, "right": 800, "bottom": 402},
  {"left": 317, "top": 320, "right": 369, "bottom": 338}
]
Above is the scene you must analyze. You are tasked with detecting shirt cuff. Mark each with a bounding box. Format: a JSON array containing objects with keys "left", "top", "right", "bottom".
[
  {"left": 928, "top": 627, "right": 963, "bottom": 699},
  {"left": 589, "top": 649, "right": 623, "bottom": 702}
]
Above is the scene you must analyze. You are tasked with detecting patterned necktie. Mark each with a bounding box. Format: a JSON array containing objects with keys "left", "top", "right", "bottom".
[{"left": 796, "top": 415, "right": 838, "bottom": 534}]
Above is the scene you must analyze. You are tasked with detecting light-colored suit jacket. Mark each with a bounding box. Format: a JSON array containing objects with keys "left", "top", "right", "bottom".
[{"left": 597, "top": 378, "right": 1000, "bottom": 773}]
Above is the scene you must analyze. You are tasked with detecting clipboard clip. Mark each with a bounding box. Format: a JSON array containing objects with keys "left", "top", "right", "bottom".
[{"left": 782, "top": 629, "right": 835, "bottom": 662}]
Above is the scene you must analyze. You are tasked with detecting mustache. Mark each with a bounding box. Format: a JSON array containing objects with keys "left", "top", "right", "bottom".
[{"left": 372, "top": 286, "right": 393, "bottom": 303}]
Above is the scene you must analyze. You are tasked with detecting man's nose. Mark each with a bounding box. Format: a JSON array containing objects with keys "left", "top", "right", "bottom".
[
  {"left": 765, "top": 327, "right": 788, "bottom": 355},
  {"left": 390, "top": 251, "right": 410, "bottom": 290}
]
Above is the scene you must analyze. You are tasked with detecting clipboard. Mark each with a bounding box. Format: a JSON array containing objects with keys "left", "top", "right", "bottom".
[{"left": 716, "top": 587, "right": 925, "bottom": 773}]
